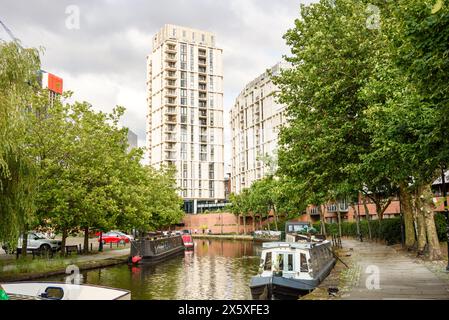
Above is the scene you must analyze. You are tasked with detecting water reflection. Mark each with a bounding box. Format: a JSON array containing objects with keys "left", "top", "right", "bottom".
[{"left": 43, "top": 239, "right": 261, "bottom": 300}]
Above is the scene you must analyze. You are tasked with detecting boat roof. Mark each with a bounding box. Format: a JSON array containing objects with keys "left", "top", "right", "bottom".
[{"left": 262, "top": 241, "right": 330, "bottom": 250}]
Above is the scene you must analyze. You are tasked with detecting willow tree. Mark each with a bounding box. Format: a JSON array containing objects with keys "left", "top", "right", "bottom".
[{"left": 0, "top": 42, "right": 40, "bottom": 249}]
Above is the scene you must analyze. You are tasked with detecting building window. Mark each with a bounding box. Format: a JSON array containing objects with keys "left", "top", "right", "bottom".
[
  {"left": 180, "top": 43, "right": 187, "bottom": 70},
  {"left": 181, "top": 143, "right": 187, "bottom": 160},
  {"left": 209, "top": 97, "right": 214, "bottom": 108},
  {"left": 181, "top": 125, "right": 187, "bottom": 142},
  {"left": 173, "top": 28, "right": 177, "bottom": 37},
  {"left": 198, "top": 163, "right": 202, "bottom": 179},
  {"left": 181, "top": 72, "right": 187, "bottom": 89},
  {"left": 181, "top": 106, "right": 187, "bottom": 123},
  {"left": 209, "top": 76, "right": 214, "bottom": 91},
  {"left": 210, "top": 145, "right": 214, "bottom": 160},
  {"left": 209, "top": 163, "right": 214, "bottom": 180},
  {"left": 190, "top": 90, "right": 195, "bottom": 106},
  {"left": 183, "top": 163, "right": 188, "bottom": 179},
  {"left": 210, "top": 133, "right": 214, "bottom": 143},
  {"left": 190, "top": 46, "right": 195, "bottom": 71},
  {"left": 181, "top": 88, "right": 187, "bottom": 105},
  {"left": 192, "top": 32, "right": 195, "bottom": 41},
  {"left": 200, "top": 144, "right": 207, "bottom": 161},
  {"left": 209, "top": 50, "right": 214, "bottom": 74},
  {"left": 201, "top": 34, "right": 205, "bottom": 42},
  {"left": 190, "top": 108, "right": 195, "bottom": 125}
]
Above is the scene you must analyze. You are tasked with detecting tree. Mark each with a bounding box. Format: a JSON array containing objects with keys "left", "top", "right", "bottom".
[
  {"left": 0, "top": 42, "right": 40, "bottom": 252},
  {"left": 275, "top": 0, "right": 385, "bottom": 236}
]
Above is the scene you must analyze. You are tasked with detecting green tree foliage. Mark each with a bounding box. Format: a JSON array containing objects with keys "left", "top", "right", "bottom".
[
  {"left": 275, "top": 0, "right": 447, "bottom": 259},
  {"left": 1, "top": 42, "right": 184, "bottom": 252},
  {"left": 0, "top": 43, "right": 40, "bottom": 246}
]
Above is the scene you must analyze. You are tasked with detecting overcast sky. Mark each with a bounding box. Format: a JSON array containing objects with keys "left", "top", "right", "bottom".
[{"left": 1, "top": 0, "right": 315, "bottom": 168}]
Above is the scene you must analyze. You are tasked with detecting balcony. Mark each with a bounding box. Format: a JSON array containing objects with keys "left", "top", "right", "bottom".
[
  {"left": 165, "top": 133, "right": 177, "bottom": 141},
  {"left": 200, "top": 135, "right": 208, "bottom": 143},
  {"left": 198, "top": 66, "right": 207, "bottom": 74},
  {"left": 165, "top": 45, "right": 177, "bottom": 54},
  {"left": 165, "top": 63, "right": 177, "bottom": 71},
  {"left": 198, "top": 75, "right": 207, "bottom": 83},
  {"left": 166, "top": 80, "right": 177, "bottom": 88},
  {"left": 309, "top": 207, "right": 320, "bottom": 216},
  {"left": 199, "top": 84, "right": 207, "bottom": 92},
  {"left": 165, "top": 71, "right": 177, "bottom": 80},
  {"left": 198, "top": 49, "right": 206, "bottom": 57},
  {"left": 198, "top": 93, "right": 207, "bottom": 100},
  {"left": 198, "top": 58, "right": 207, "bottom": 66},
  {"left": 165, "top": 115, "right": 177, "bottom": 124},
  {"left": 165, "top": 54, "right": 177, "bottom": 62},
  {"left": 165, "top": 98, "right": 177, "bottom": 106},
  {"left": 199, "top": 110, "right": 207, "bottom": 118},
  {"left": 165, "top": 90, "right": 177, "bottom": 98},
  {"left": 165, "top": 143, "right": 176, "bottom": 152},
  {"left": 165, "top": 151, "right": 177, "bottom": 161},
  {"left": 165, "top": 125, "right": 176, "bottom": 133},
  {"left": 199, "top": 119, "right": 207, "bottom": 127},
  {"left": 199, "top": 102, "right": 207, "bottom": 109},
  {"left": 165, "top": 107, "right": 177, "bottom": 115},
  {"left": 326, "top": 201, "right": 349, "bottom": 213}
]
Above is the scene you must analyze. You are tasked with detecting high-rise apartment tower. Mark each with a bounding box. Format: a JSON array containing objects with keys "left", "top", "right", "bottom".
[{"left": 146, "top": 24, "right": 225, "bottom": 214}]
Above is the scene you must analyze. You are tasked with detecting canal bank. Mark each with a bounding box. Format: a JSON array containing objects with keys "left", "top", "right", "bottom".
[{"left": 0, "top": 248, "right": 129, "bottom": 282}]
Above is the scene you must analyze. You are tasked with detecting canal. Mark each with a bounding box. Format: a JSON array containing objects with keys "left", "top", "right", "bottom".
[{"left": 43, "top": 239, "right": 262, "bottom": 300}]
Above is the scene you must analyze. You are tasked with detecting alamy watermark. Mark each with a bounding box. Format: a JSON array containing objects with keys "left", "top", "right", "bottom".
[
  {"left": 65, "top": 5, "right": 81, "bottom": 30},
  {"left": 365, "top": 265, "right": 381, "bottom": 290}
]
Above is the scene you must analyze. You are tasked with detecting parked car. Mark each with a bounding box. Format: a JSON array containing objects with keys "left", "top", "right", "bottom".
[
  {"left": 13, "top": 232, "right": 62, "bottom": 254},
  {"left": 98, "top": 232, "right": 131, "bottom": 245},
  {"left": 111, "top": 231, "right": 134, "bottom": 241}
]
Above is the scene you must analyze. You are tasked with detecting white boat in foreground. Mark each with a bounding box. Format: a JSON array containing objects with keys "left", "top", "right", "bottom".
[
  {"left": 250, "top": 240, "right": 336, "bottom": 300},
  {"left": 1, "top": 282, "right": 131, "bottom": 300}
]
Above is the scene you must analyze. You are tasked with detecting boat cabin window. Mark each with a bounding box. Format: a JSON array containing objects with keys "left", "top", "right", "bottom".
[
  {"left": 287, "top": 254, "right": 294, "bottom": 271},
  {"left": 300, "top": 253, "right": 309, "bottom": 272},
  {"left": 277, "top": 254, "right": 284, "bottom": 271},
  {"left": 264, "top": 252, "right": 272, "bottom": 271}
]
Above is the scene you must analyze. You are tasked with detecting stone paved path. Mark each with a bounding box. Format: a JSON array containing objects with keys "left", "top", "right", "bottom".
[{"left": 341, "top": 239, "right": 449, "bottom": 300}]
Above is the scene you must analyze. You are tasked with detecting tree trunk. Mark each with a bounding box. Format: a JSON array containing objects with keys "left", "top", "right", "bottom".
[
  {"left": 61, "top": 228, "right": 68, "bottom": 257},
  {"left": 237, "top": 214, "right": 240, "bottom": 234},
  {"left": 318, "top": 205, "right": 326, "bottom": 236},
  {"left": 352, "top": 202, "right": 362, "bottom": 241},
  {"left": 337, "top": 206, "right": 342, "bottom": 238},
  {"left": 400, "top": 184, "right": 416, "bottom": 249},
  {"left": 252, "top": 213, "right": 256, "bottom": 232},
  {"left": 273, "top": 206, "right": 279, "bottom": 231},
  {"left": 362, "top": 198, "right": 372, "bottom": 240},
  {"left": 420, "top": 184, "right": 442, "bottom": 260},
  {"left": 21, "top": 232, "right": 28, "bottom": 258},
  {"left": 83, "top": 226, "right": 89, "bottom": 254},
  {"left": 243, "top": 215, "right": 247, "bottom": 235},
  {"left": 414, "top": 189, "right": 427, "bottom": 254}
]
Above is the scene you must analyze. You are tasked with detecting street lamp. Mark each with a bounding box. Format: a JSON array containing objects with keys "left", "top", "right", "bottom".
[{"left": 441, "top": 165, "right": 449, "bottom": 272}]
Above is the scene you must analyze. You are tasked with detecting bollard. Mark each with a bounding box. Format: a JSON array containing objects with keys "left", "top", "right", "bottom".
[
  {"left": 110, "top": 242, "right": 112, "bottom": 249},
  {"left": 90, "top": 243, "right": 93, "bottom": 252},
  {"left": 79, "top": 244, "right": 82, "bottom": 253}
]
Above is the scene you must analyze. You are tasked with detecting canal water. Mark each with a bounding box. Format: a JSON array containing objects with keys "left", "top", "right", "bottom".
[{"left": 43, "top": 239, "right": 262, "bottom": 300}]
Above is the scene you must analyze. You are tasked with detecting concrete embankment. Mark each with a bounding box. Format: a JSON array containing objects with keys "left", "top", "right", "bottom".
[{"left": 0, "top": 249, "right": 129, "bottom": 282}]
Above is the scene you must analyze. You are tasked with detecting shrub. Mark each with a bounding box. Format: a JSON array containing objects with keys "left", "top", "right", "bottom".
[{"left": 313, "top": 215, "right": 447, "bottom": 245}]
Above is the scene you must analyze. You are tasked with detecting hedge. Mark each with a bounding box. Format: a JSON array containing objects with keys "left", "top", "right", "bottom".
[{"left": 313, "top": 213, "right": 447, "bottom": 245}]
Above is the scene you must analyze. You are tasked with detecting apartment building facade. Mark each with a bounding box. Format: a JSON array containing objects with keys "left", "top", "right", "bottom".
[
  {"left": 230, "top": 62, "right": 289, "bottom": 194},
  {"left": 146, "top": 24, "right": 225, "bottom": 214}
]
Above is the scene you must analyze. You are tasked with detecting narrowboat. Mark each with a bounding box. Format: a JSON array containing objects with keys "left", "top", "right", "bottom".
[
  {"left": 181, "top": 233, "right": 194, "bottom": 250},
  {"left": 129, "top": 234, "right": 185, "bottom": 264},
  {"left": 250, "top": 240, "right": 335, "bottom": 300},
  {"left": 1, "top": 282, "right": 130, "bottom": 300}
]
